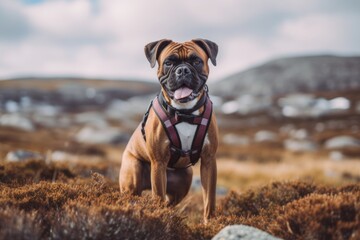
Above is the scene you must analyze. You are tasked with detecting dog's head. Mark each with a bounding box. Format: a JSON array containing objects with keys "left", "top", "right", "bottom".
[{"left": 145, "top": 39, "right": 218, "bottom": 103}]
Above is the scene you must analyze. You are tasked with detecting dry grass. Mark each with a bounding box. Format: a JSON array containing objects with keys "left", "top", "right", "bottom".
[
  {"left": 0, "top": 163, "right": 191, "bottom": 240},
  {"left": 188, "top": 150, "right": 360, "bottom": 195},
  {"left": 193, "top": 181, "right": 360, "bottom": 240},
  {"left": 0, "top": 160, "right": 359, "bottom": 240}
]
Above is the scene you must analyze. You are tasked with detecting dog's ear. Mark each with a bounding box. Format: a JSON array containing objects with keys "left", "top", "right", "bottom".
[
  {"left": 192, "top": 39, "right": 218, "bottom": 66},
  {"left": 144, "top": 39, "right": 173, "bottom": 68}
]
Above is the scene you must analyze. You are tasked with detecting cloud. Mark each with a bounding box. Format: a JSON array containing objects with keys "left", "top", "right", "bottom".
[
  {"left": 0, "top": 1, "right": 30, "bottom": 41},
  {"left": 280, "top": 15, "right": 343, "bottom": 43},
  {"left": 23, "top": 1, "right": 114, "bottom": 44},
  {"left": 275, "top": 13, "right": 360, "bottom": 54},
  {"left": 0, "top": 0, "right": 359, "bottom": 80}
]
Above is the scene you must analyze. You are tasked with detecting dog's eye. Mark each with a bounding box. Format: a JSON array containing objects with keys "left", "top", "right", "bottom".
[
  {"left": 164, "top": 61, "right": 173, "bottom": 67},
  {"left": 193, "top": 60, "right": 201, "bottom": 66}
]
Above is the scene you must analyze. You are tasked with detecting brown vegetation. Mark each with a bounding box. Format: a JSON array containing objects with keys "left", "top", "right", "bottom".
[
  {"left": 0, "top": 162, "right": 191, "bottom": 240},
  {"left": 0, "top": 160, "right": 359, "bottom": 240},
  {"left": 214, "top": 182, "right": 360, "bottom": 240}
]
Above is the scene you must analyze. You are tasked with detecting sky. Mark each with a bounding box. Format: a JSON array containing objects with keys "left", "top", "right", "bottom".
[{"left": 0, "top": 0, "right": 359, "bottom": 81}]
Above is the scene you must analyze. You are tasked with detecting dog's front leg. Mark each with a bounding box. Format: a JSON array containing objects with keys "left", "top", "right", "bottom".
[
  {"left": 200, "top": 155, "right": 217, "bottom": 223},
  {"left": 150, "top": 161, "right": 167, "bottom": 200}
]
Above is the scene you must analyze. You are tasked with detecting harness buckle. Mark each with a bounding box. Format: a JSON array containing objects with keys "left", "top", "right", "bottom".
[
  {"left": 175, "top": 111, "right": 196, "bottom": 123},
  {"left": 181, "top": 150, "right": 191, "bottom": 157},
  {"left": 170, "top": 146, "right": 190, "bottom": 157}
]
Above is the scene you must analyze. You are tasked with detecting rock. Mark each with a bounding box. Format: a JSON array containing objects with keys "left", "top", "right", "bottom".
[
  {"left": 74, "top": 112, "right": 108, "bottom": 128},
  {"left": 221, "top": 100, "right": 239, "bottom": 114},
  {"left": 32, "top": 115, "right": 71, "bottom": 129},
  {"left": 278, "top": 94, "right": 331, "bottom": 118},
  {"left": 221, "top": 95, "right": 271, "bottom": 115},
  {"left": 329, "top": 151, "right": 344, "bottom": 161},
  {"left": 0, "top": 113, "right": 35, "bottom": 131},
  {"left": 49, "top": 151, "right": 78, "bottom": 162},
  {"left": 209, "top": 95, "right": 223, "bottom": 111},
  {"left": 329, "top": 97, "right": 350, "bottom": 110},
  {"left": 254, "top": 130, "right": 278, "bottom": 142},
  {"left": 212, "top": 225, "right": 282, "bottom": 240},
  {"left": 5, "top": 150, "right": 44, "bottom": 162},
  {"left": 278, "top": 93, "right": 314, "bottom": 111},
  {"left": 222, "top": 134, "right": 250, "bottom": 146},
  {"left": 5, "top": 100, "right": 19, "bottom": 113},
  {"left": 278, "top": 94, "right": 351, "bottom": 118},
  {"left": 75, "top": 126, "right": 129, "bottom": 145},
  {"left": 34, "top": 104, "right": 61, "bottom": 117},
  {"left": 105, "top": 97, "right": 153, "bottom": 131},
  {"left": 324, "top": 136, "right": 360, "bottom": 149},
  {"left": 19, "top": 96, "right": 32, "bottom": 109},
  {"left": 284, "top": 139, "right": 318, "bottom": 152},
  {"left": 106, "top": 96, "right": 152, "bottom": 119},
  {"left": 289, "top": 128, "right": 308, "bottom": 140},
  {"left": 237, "top": 95, "right": 272, "bottom": 115}
]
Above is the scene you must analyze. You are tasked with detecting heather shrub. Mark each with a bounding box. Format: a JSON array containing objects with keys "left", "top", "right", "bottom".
[
  {"left": 0, "top": 161, "right": 359, "bottom": 240},
  {"left": 0, "top": 171, "right": 192, "bottom": 240},
  {"left": 213, "top": 181, "right": 360, "bottom": 240},
  {"left": 269, "top": 192, "right": 360, "bottom": 240},
  {"left": 0, "top": 160, "right": 74, "bottom": 186},
  {"left": 0, "top": 208, "right": 42, "bottom": 240},
  {"left": 50, "top": 198, "right": 190, "bottom": 240},
  {"left": 218, "top": 181, "right": 320, "bottom": 217}
]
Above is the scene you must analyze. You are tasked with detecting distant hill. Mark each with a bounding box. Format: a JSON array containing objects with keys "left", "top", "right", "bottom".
[
  {"left": 0, "top": 77, "right": 159, "bottom": 94},
  {"left": 210, "top": 55, "right": 360, "bottom": 98}
]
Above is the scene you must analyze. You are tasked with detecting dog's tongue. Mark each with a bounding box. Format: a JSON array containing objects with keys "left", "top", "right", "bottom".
[{"left": 174, "top": 87, "right": 193, "bottom": 100}]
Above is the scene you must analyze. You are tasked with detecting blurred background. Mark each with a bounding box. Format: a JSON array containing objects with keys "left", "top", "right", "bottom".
[{"left": 1, "top": 0, "right": 360, "bottom": 192}]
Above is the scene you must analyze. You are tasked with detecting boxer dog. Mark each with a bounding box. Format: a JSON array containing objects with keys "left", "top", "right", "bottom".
[{"left": 119, "top": 39, "right": 218, "bottom": 223}]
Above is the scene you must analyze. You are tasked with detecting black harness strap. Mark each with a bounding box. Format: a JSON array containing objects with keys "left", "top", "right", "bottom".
[{"left": 141, "top": 101, "right": 153, "bottom": 142}]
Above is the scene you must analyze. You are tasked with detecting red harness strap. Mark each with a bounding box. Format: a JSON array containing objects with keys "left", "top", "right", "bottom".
[{"left": 149, "top": 95, "right": 213, "bottom": 169}]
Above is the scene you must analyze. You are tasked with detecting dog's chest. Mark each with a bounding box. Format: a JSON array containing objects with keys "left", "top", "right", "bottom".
[{"left": 175, "top": 122, "right": 197, "bottom": 151}]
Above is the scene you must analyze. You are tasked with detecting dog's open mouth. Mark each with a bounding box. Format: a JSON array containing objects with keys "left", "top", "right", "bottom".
[
  {"left": 174, "top": 86, "right": 193, "bottom": 101},
  {"left": 169, "top": 85, "right": 202, "bottom": 103}
]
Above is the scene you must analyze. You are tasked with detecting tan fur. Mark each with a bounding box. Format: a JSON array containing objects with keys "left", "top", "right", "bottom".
[{"left": 119, "top": 40, "right": 218, "bottom": 223}]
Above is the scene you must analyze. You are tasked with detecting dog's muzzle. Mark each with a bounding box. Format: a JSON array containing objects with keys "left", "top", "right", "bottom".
[{"left": 160, "top": 64, "right": 206, "bottom": 103}]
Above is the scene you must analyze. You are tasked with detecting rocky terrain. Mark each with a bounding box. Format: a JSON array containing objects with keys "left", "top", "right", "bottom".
[
  {"left": 0, "top": 55, "right": 359, "bottom": 239},
  {"left": 211, "top": 55, "right": 360, "bottom": 98}
]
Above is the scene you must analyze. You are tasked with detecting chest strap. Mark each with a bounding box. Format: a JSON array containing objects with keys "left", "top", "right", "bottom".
[{"left": 141, "top": 94, "right": 212, "bottom": 169}]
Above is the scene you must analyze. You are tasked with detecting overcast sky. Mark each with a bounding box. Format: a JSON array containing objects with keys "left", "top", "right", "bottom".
[{"left": 0, "top": 0, "right": 359, "bottom": 81}]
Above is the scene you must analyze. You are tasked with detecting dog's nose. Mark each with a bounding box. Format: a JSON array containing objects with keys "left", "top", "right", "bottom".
[{"left": 175, "top": 65, "right": 191, "bottom": 78}]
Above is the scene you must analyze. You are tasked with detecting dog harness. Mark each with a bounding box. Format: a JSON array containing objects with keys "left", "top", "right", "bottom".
[{"left": 141, "top": 90, "right": 213, "bottom": 169}]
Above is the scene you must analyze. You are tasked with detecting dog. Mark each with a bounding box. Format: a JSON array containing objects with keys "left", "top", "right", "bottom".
[{"left": 119, "top": 39, "right": 218, "bottom": 223}]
